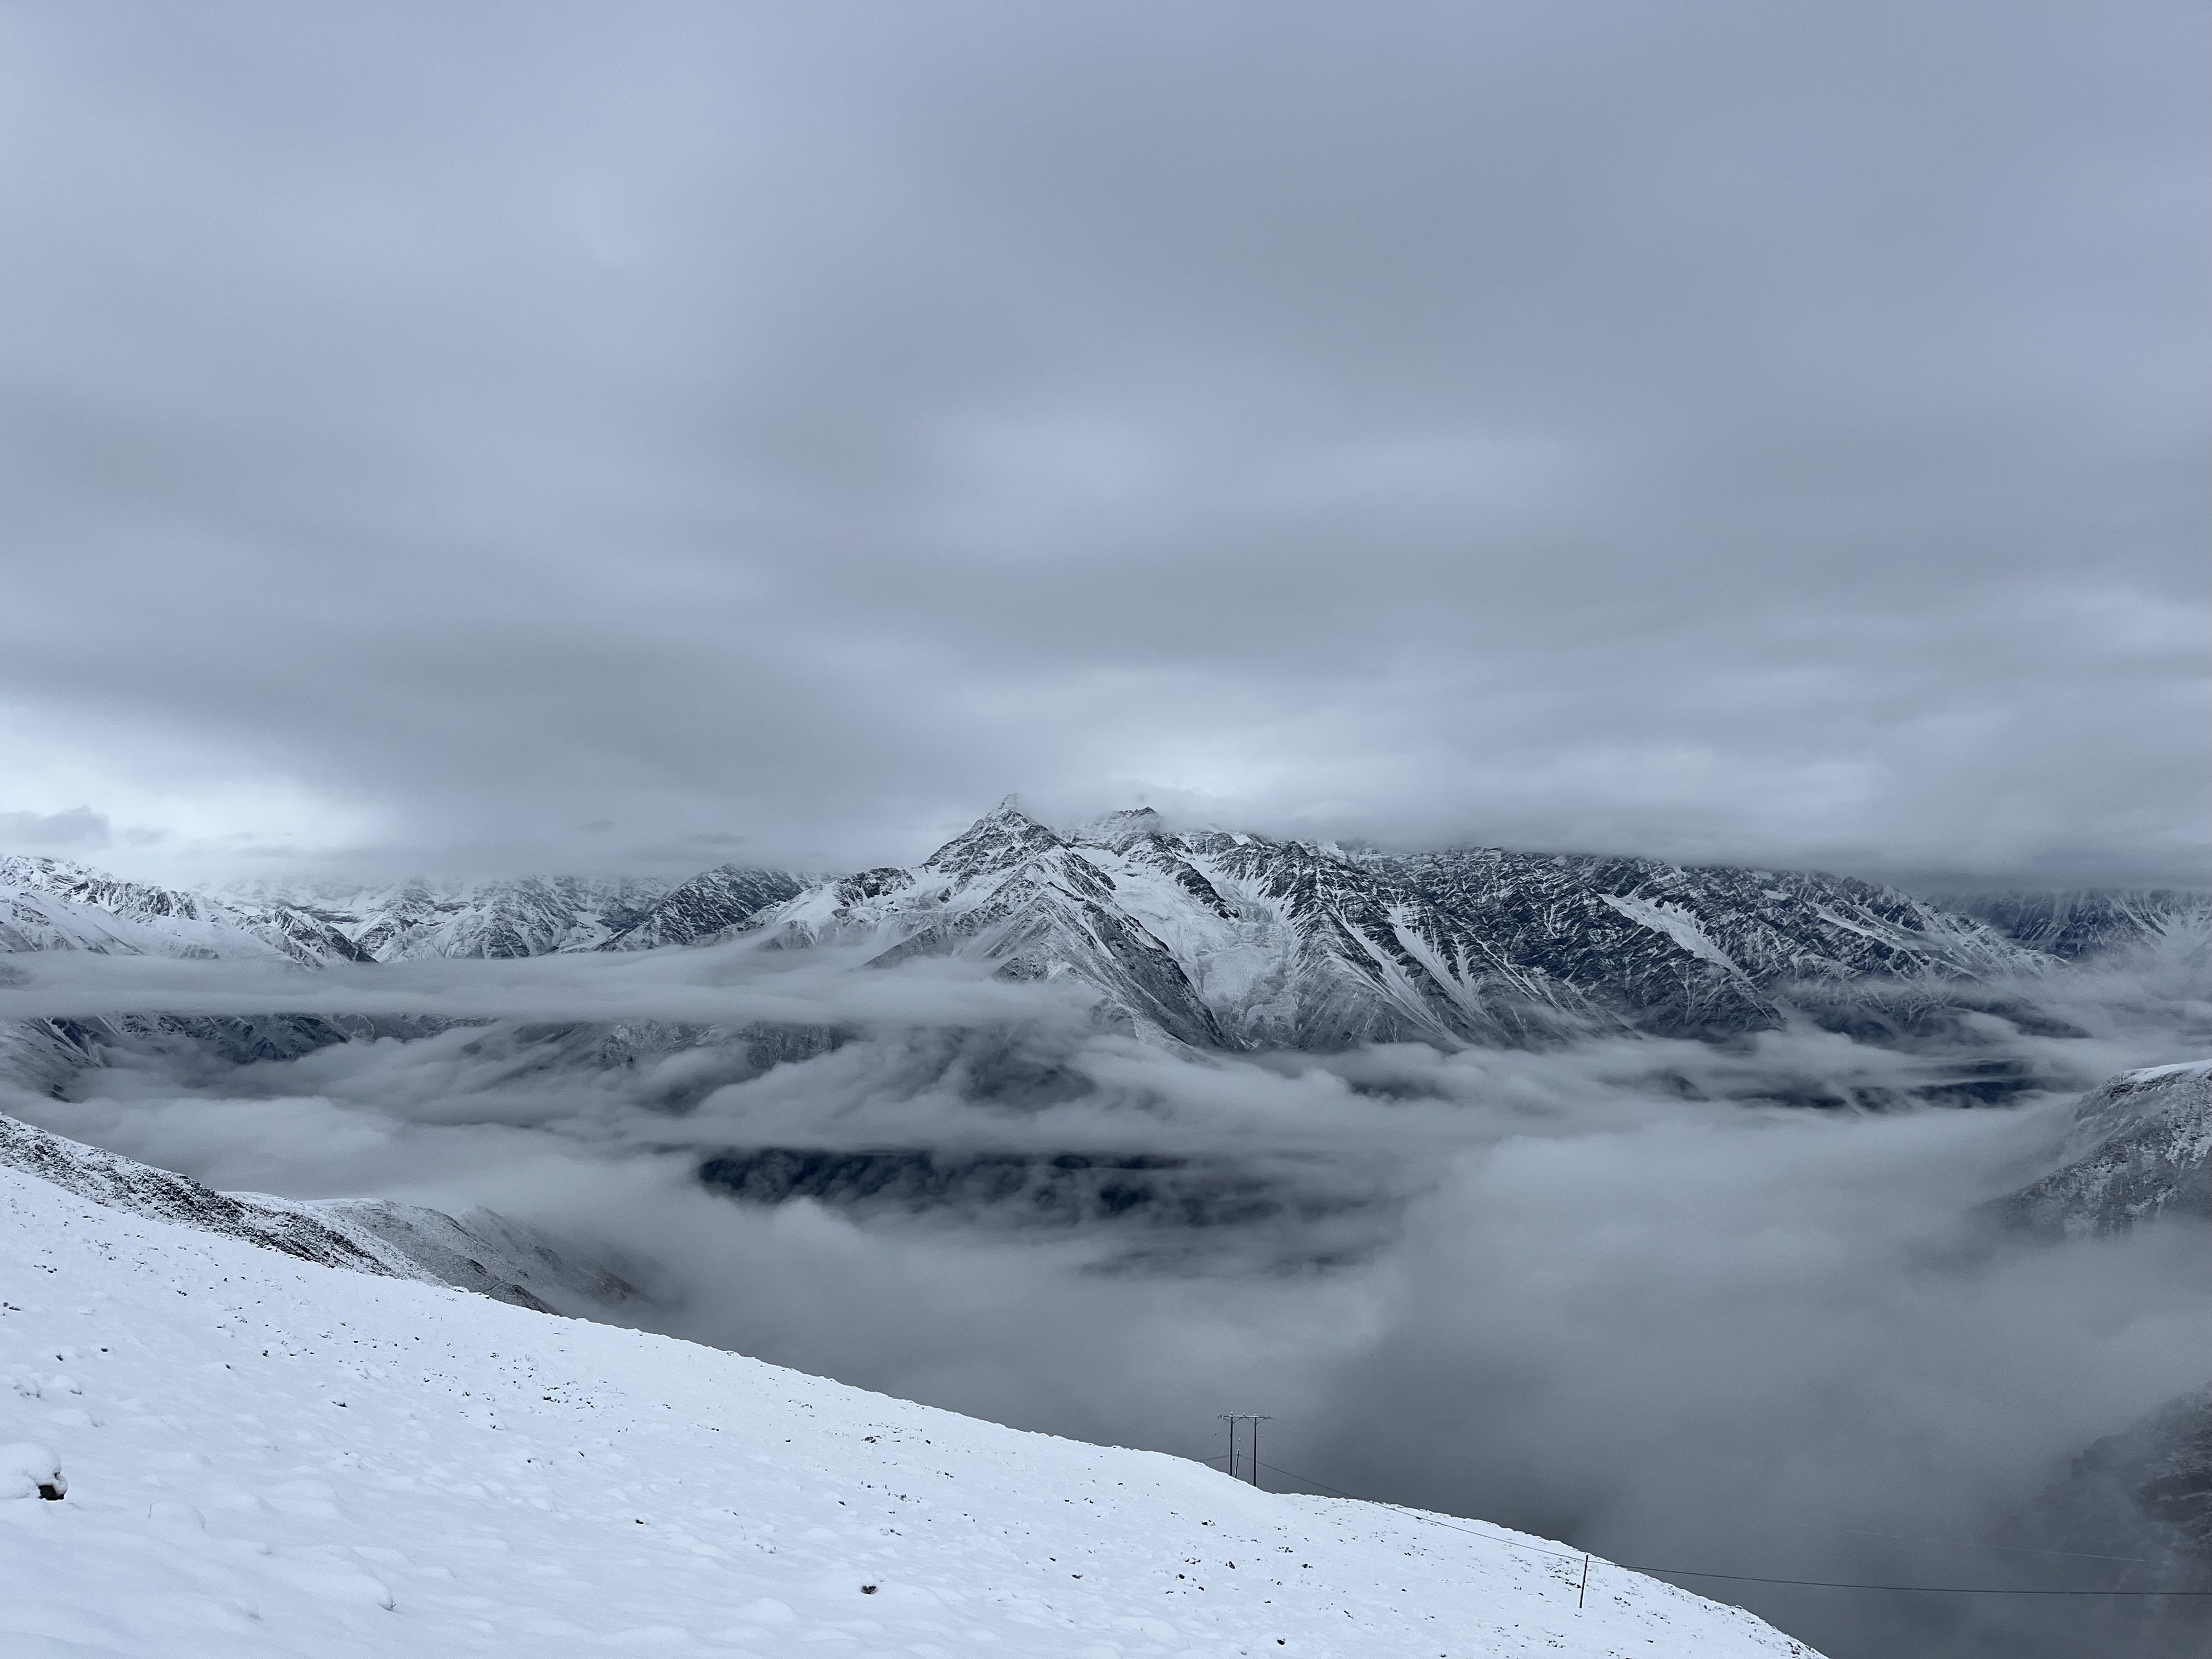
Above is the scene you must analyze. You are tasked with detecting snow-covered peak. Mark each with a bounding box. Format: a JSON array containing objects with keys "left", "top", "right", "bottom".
[
  {"left": 598, "top": 865, "right": 805, "bottom": 950},
  {"left": 920, "top": 797, "right": 1064, "bottom": 883},
  {"left": 1075, "top": 805, "right": 1167, "bottom": 850}
]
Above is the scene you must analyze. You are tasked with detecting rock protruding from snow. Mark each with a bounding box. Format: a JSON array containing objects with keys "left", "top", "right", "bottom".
[
  {"left": 1996, "top": 1062, "right": 2212, "bottom": 1237},
  {"left": 0, "top": 1442, "right": 65, "bottom": 1502}
]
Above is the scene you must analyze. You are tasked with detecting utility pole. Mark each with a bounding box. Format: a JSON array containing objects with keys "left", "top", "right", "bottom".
[{"left": 1217, "top": 1415, "right": 1271, "bottom": 1489}]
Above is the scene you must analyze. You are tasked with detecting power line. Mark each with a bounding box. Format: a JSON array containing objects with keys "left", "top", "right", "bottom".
[
  {"left": 1234, "top": 1455, "right": 2212, "bottom": 1600},
  {"left": 1834, "top": 1525, "right": 2158, "bottom": 1566},
  {"left": 1627, "top": 1569, "right": 2212, "bottom": 1598},
  {"left": 1217, "top": 1415, "right": 1270, "bottom": 1488}
]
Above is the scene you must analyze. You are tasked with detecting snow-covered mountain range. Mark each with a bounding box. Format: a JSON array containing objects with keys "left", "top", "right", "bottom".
[
  {"left": 1941, "top": 889, "right": 2212, "bottom": 963},
  {"left": 1, "top": 854, "right": 366, "bottom": 965},
  {"left": 225, "top": 866, "right": 808, "bottom": 960},
  {"left": 2, "top": 856, "right": 808, "bottom": 967},
  {"left": 0, "top": 801, "right": 2099, "bottom": 1069},
  {"left": 0, "top": 1116, "right": 1820, "bottom": 1659},
  {"left": 737, "top": 800, "right": 2039, "bottom": 1047}
]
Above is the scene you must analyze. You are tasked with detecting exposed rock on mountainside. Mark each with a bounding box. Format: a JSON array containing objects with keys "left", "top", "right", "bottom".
[
  {"left": 1, "top": 855, "right": 363, "bottom": 964},
  {"left": 1942, "top": 889, "right": 2212, "bottom": 962},
  {"left": 0, "top": 1111, "right": 640, "bottom": 1316},
  {"left": 597, "top": 863, "right": 806, "bottom": 950},
  {"left": 0, "top": 804, "right": 2055, "bottom": 1064},
  {"left": 233, "top": 873, "right": 678, "bottom": 959},
  {"left": 748, "top": 800, "right": 2047, "bottom": 1049},
  {"left": 1392, "top": 847, "right": 2034, "bottom": 1039},
  {"left": 232, "top": 868, "right": 804, "bottom": 960},
  {"left": 0, "top": 1011, "right": 439, "bottom": 1096},
  {"left": 1996, "top": 1061, "right": 2212, "bottom": 1237},
  {"left": 1, "top": 862, "right": 805, "bottom": 967},
  {"left": 699, "top": 1143, "right": 1389, "bottom": 1234}
]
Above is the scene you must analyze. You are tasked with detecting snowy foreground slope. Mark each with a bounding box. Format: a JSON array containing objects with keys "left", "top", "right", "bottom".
[{"left": 0, "top": 1166, "right": 1816, "bottom": 1659}]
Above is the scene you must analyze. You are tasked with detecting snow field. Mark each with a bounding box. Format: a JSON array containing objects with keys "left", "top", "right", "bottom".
[{"left": 0, "top": 1166, "right": 1816, "bottom": 1657}]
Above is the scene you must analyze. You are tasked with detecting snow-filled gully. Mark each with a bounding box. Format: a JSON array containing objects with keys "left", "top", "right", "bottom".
[{"left": 0, "top": 1165, "right": 1816, "bottom": 1657}]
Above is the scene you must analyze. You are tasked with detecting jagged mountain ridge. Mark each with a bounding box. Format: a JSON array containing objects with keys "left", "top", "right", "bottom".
[
  {"left": 744, "top": 800, "right": 2049, "bottom": 1047},
  {"left": 594, "top": 863, "right": 806, "bottom": 950},
  {"left": 227, "top": 866, "right": 803, "bottom": 959},
  {"left": 0, "top": 857, "right": 806, "bottom": 970},
  {"left": 5, "top": 805, "right": 2052, "bottom": 1054},
  {"left": 266, "top": 873, "right": 673, "bottom": 960},
  {"left": 1940, "top": 889, "right": 2212, "bottom": 962},
  {"left": 1, "top": 854, "right": 366, "bottom": 964}
]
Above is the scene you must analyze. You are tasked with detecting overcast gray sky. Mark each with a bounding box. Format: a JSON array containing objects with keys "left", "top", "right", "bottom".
[{"left": 3, "top": 1, "right": 2208, "bottom": 884}]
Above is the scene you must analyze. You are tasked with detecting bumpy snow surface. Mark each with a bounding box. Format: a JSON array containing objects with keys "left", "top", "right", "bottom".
[{"left": 0, "top": 1166, "right": 1816, "bottom": 1658}]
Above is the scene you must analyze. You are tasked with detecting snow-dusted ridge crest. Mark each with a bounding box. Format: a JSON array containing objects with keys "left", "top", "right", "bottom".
[
  {"left": 0, "top": 1133, "right": 1819, "bottom": 1657},
  {"left": 0, "top": 1112, "right": 643, "bottom": 1318},
  {"left": 4, "top": 803, "right": 2046, "bottom": 1052},
  {"left": 742, "top": 798, "right": 2048, "bottom": 1048}
]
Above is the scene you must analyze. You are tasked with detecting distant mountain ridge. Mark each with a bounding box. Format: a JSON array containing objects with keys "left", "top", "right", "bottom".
[
  {"left": 1, "top": 854, "right": 367, "bottom": 964},
  {"left": 0, "top": 856, "right": 805, "bottom": 966},
  {"left": 2, "top": 805, "right": 2060, "bottom": 1054},
  {"left": 741, "top": 799, "right": 2046, "bottom": 1047},
  {"left": 1939, "top": 888, "right": 2212, "bottom": 962},
  {"left": 223, "top": 867, "right": 805, "bottom": 959}
]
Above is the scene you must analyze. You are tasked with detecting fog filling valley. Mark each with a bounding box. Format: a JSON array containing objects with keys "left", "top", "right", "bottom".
[{"left": 12, "top": 936, "right": 2212, "bottom": 1656}]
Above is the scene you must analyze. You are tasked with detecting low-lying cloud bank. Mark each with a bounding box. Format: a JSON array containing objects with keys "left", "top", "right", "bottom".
[{"left": 11, "top": 940, "right": 2212, "bottom": 1657}]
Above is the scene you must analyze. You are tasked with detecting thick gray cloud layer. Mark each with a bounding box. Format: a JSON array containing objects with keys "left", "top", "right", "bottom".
[
  {"left": 2, "top": 2, "right": 2208, "bottom": 881},
  {"left": 17, "top": 939, "right": 2212, "bottom": 1656}
]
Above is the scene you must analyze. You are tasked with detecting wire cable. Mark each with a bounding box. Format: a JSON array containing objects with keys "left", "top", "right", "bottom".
[{"left": 1235, "top": 1455, "right": 2212, "bottom": 1599}]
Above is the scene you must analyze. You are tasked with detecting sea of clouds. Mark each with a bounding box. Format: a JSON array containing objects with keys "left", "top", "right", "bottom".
[{"left": 9, "top": 938, "right": 2212, "bottom": 1657}]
